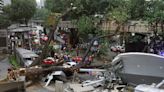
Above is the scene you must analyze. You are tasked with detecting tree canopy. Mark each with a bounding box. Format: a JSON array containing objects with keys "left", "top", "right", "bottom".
[
  {"left": 3, "top": 0, "right": 36, "bottom": 24},
  {"left": 129, "top": 0, "right": 146, "bottom": 20},
  {"left": 43, "top": 0, "right": 134, "bottom": 39},
  {"left": 76, "top": 16, "right": 95, "bottom": 35},
  {"left": 0, "top": 14, "right": 11, "bottom": 29},
  {"left": 45, "top": 0, "right": 110, "bottom": 19},
  {"left": 45, "top": 0, "right": 72, "bottom": 13},
  {"left": 33, "top": 8, "right": 50, "bottom": 20}
]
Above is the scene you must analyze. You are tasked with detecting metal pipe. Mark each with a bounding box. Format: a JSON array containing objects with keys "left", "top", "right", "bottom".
[
  {"left": 156, "top": 80, "right": 164, "bottom": 88},
  {"left": 82, "top": 79, "right": 104, "bottom": 87}
]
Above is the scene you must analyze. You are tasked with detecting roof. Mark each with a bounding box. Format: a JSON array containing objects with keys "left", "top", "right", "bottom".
[
  {"left": 113, "top": 52, "right": 164, "bottom": 60},
  {"left": 8, "top": 24, "right": 37, "bottom": 32},
  {"left": 8, "top": 27, "right": 34, "bottom": 32},
  {"left": 16, "top": 48, "right": 38, "bottom": 58}
]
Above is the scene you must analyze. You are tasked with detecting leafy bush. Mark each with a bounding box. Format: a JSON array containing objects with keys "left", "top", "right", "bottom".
[
  {"left": 97, "top": 42, "right": 108, "bottom": 57},
  {"left": 9, "top": 55, "right": 20, "bottom": 68}
]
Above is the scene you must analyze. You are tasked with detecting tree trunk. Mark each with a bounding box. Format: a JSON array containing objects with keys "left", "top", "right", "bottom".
[
  {"left": 30, "top": 24, "right": 58, "bottom": 66},
  {"left": 24, "top": 66, "right": 70, "bottom": 81},
  {"left": 70, "top": 28, "right": 79, "bottom": 48},
  {"left": 30, "top": 8, "right": 73, "bottom": 66}
]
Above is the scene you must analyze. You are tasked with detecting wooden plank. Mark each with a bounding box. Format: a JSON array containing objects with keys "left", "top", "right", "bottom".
[{"left": 0, "top": 81, "right": 25, "bottom": 92}]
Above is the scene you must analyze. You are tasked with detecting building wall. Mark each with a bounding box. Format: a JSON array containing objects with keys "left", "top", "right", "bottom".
[
  {"left": 36, "top": 0, "right": 45, "bottom": 8},
  {"left": 0, "top": 29, "right": 8, "bottom": 51},
  {"left": 100, "top": 20, "right": 151, "bottom": 33},
  {"left": 2, "top": 0, "right": 11, "bottom": 6},
  {"left": 0, "top": 0, "right": 3, "bottom": 13},
  {"left": 58, "top": 20, "right": 162, "bottom": 34},
  {"left": 0, "top": 0, "right": 11, "bottom": 13},
  {"left": 40, "top": 0, "right": 45, "bottom": 8}
]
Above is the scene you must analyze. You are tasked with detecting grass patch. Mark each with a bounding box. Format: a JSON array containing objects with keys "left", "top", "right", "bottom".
[{"left": 9, "top": 55, "right": 20, "bottom": 68}]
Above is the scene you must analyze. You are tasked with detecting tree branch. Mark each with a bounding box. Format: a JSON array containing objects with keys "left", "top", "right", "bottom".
[
  {"left": 30, "top": 8, "right": 73, "bottom": 66},
  {"left": 77, "top": 24, "right": 121, "bottom": 68}
]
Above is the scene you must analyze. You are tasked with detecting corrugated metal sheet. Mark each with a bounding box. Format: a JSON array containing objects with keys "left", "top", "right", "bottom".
[{"left": 16, "top": 48, "right": 38, "bottom": 58}]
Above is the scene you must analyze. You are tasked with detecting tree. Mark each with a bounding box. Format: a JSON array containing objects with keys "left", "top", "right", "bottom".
[
  {"left": 33, "top": 8, "right": 51, "bottom": 26},
  {"left": 44, "top": 0, "right": 130, "bottom": 43},
  {"left": 129, "top": 0, "right": 147, "bottom": 20},
  {"left": 0, "top": 5, "right": 11, "bottom": 28},
  {"left": 107, "top": 0, "right": 130, "bottom": 28},
  {"left": 77, "top": 16, "right": 95, "bottom": 36},
  {"left": 45, "top": 0, "right": 111, "bottom": 42},
  {"left": 144, "top": 0, "right": 164, "bottom": 33},
  {"left": 73, "top": 0, "right": 109, "bottom": 15},
  {"left": 45, "top": 0, "right": 72, "bottom": 13},
  {"left": 4, "top": 0, "right": 36, "bottom": 24},
  {"left": 31, "top": 8, "right": 74, "bottom": 66},
  {"left": 78, "top": 0, "right": 130, "bottom": 63},
  {"left": 45, "top": 0, "right": 110, "bottom": 19},
  {"left": 33, "top": 8, "right": 50, "bottom": 20},
  {"left": 0, "top": 14, "right": 11, "bottom": 29}
]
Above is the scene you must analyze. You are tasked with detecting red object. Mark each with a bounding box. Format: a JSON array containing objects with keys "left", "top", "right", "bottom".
[
  {"left": 73, "top": 56, "right": 93, "bottom": 63},
  {"left": 43, "top": 59, "right": 55, "bottom": 64},
  {"left": 73, "top": 57, "right": 82, "bottom": 62},
  {"left": 42, "top": 35, "right": 48, "bottom": 41}
]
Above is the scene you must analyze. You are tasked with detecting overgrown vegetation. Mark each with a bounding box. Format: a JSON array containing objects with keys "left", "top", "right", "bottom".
[{"left": 9, "top": 55, "right": 20, "bottom": 68}]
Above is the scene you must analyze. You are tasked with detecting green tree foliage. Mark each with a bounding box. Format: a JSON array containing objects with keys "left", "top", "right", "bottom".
[
  {"left": 45, "top": 0, "right": 109, "bottom": 19},
  {"left": 33, "top": 8, "right": 51, "bottom": 26},
  {"left": 129, "top": 0, "right": 146, "bottom": 20},
  {"left": 107, "top": 0, "right": 130, "bottom": 27},
  {"left": 3, "top": 0, "right": 36, "bottom": 24},
  {"left": 0, "top": 14, "right": 11, "bottom": 29},
  {"left": 73, "top": 0, "right": 110, "bottom": 37},
  {"left": 33, "top": 8, "right": 50, "bottom": 20},
  {"left": 144, "top": 0, "right": 164, "bottom": 33},
  {"left": 45, "top": 0, "right": 109, "bottom": 14},
  {"left": 45, "top": 0, "right": 111, "bottom": 39},
  {"left": 77, "top": 16, "right": 95, "bottom": 35},
  {"left": 45, "top": 0, "right": 72, "bottom": 13},
  {"left": 108, "top": 7, "right": 129, "bottom": 24},
  {"left": 145, "top": 0, "right": 164, "bottom": 22},
  {"left": 2, "top": 5, "right": 11, "bottom": 16},
  {"left": 0, "top": 5, "right": 11, "bottom": 28},
  {"left": 74, "top": 0, "right": 109, "bottom": 15}
]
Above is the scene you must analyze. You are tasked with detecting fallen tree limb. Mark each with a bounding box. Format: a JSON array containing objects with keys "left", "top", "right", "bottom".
[{"left": 78, "top": 24, "right": 122, "bottom": 68}]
